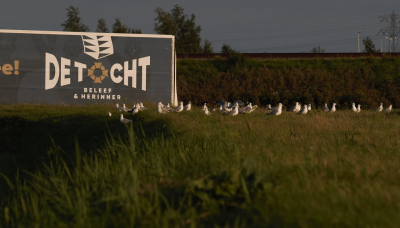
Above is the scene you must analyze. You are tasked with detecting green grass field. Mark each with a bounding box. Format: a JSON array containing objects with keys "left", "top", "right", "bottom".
[{"left": 1, "top": 103, "right": 400, "bottom": 227}]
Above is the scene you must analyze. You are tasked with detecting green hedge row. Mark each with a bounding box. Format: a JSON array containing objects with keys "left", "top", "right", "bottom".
[{"left": 177, "top": 54, "right": 400, "bottom": 109}]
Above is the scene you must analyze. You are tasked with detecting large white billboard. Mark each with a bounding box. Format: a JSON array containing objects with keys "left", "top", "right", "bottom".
[{"left": 0, "top": 29, "right": 176, "bottom": 105}]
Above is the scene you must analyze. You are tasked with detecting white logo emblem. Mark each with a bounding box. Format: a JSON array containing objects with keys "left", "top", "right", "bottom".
[{"left": 81, "top": 35, "right": 114, "bottom": 60}]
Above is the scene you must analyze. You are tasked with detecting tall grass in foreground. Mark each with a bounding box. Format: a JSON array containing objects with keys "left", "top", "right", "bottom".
[{"left": 1, "top": 105, "right": 400, "bottom": 227}]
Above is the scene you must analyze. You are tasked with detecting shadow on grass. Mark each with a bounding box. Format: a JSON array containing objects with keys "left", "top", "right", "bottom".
[{"left": 0, "top": 110, "right": 174, "bottom": 195}]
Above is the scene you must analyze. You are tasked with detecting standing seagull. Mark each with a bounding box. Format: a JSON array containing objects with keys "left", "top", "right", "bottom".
[
  {"left": 373, "top": 103, "right": 383, "bottom": 112},
  {"left": 200, "top": 103, "right": 207, "bottom": 111},
  {"left": 123, "top": 104, "right": 132, "bottom": 112},
  {"left": 351, "top": 103, "right": 357, "bottom": 112},
  {"left": 116, "top": 103, "right": 123, "bottom": 111},
  {"left": 173, "top": 101, "right": 184, "bottom": 112},
  {"left": 267, "top": 103, "right": 283, "bottom": 116},
  {"left": 216, "top": 100, "right": 232, "bottom": 112},
  {"left": 323, "top": 103, "right": 329, "bottom": 112},
  {"left": 204, "top": 105, "right": 212, "bottom": 115},
  {"left": 242, "top": 102, "right": 255, "bottom": 113},
  {"left": 139, "top": 102, "right": 148, "bottom": 110},
  {"left": 130, "top": 104, "right": 139, "bottom": 114},
  {"left": 298, "top": 104, "right": 308, "bottom": 115},
  {"left": 356, "top": 104, "right": 361, "bottom": 113},
  {"left": 384, "top": 105, "right": 392, "bottom": 114},
  {"left": 120, "top": 114, "right": 132, "bottom": 124},
  {"left": 287, "top": 102, "right": 301, "bottom": 113},
  {"left": 183, "top": 101, "right": 192, "bottom": 111},
  {"left": 329, "top": 103, "right": 337, "bottom": 113},
  {"left": 307, "top": 104, "right": 312, "bottom": 111},
  {"left": 266, "top": 104, "right": 279, "bottom": 112},
  {"left": 158, "top": 103, "right": 170, "bottom": 114},
  {"left": 161, "top": 103, "right": 172, "bottom": 111},
  {"left": 223, "top": 103, "right": 239, "bottom": 116}
]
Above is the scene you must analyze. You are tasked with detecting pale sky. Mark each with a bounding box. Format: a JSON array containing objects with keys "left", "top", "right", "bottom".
[{"left": 1, "top": 0, "right": 400, "bottom": 53}]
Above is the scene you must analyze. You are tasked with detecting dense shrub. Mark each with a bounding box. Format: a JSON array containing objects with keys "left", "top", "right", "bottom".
[{"left": 177, "top": 55, "right": 400, "bottom": 109}]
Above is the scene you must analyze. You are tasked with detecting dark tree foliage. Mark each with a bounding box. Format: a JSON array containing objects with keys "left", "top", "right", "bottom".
[
  {"left": 363, "top": 37, "right": 377, "bottom": 53},
  {"left": 154, "top": 4, "right": 202, "bottom": 54},
  {"left": 130, "top": 28, "right": 142, "bottom": 34},
  {"left": 112, "top": 18, "right": 130, "bottom": 33},
  {"left": 96, "top": 18, "right": 109, "bottom": 33},
  {"left": 177, "top": 57, "right": 400, "bottom": 108},
  {"left": 310, "top": 46, "right": 325, "bottom": 53},
  {"left": 221, "top": 43, "right": 237, "bottom": 54},
  {"left": 203, "top": 39, "right": 213, "bottom": 53},
  {"left": 61, "top": 6, "right": 89, "bottom": 32},
  {"left": 112, "top": 18, "right": 142, "bottom": 34}
]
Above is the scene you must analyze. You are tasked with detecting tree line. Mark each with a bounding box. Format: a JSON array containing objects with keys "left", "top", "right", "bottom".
[
  {"left": 61, "top": 5, "right": 234, "bottom": 54},
  {"left": 62, "top": 5, "right": 380, "bottom": 54}
]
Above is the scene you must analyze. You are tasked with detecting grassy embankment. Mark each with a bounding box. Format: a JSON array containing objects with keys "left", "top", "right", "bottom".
[{"left": 1, "top": 103, "right": 400, "bottom": 227}]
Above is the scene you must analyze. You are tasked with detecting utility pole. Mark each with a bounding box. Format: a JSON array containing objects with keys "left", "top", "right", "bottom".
[
  {"left": 378, "top": 10, "right": 400, "bottom": 52},
  {"left": 358, "top": 30, "right": 361, "bottom": 52}
]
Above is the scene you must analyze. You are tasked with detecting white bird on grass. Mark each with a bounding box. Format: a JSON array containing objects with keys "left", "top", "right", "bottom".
[
  {"left": 351, "top": 103, "right": 357, "bottom": 112},
  {"left": 323, "top": 103, "right": 329, "bottom": 112},
  {"left": 329, "top": 103, "right": 337, "bottom": 113},
  {"left": 356, "top": 104, "right": 361, "bottom": 113},
  {"left": 139, "top": 102, "right": 148, "bottom": 110},
  {"left": 384, "top": 105, "right": 392, "bottom": 114},
  {"left": 216, "top": 100, "right": 232, "bottom": 112},
  {"left": 120, "top": 114, "right": 132, "bottom": 124},
  {"left": 287, "top": 102, "right": 301, "bottom": 113},
  {"left": 130, "top": 104, "right": 139, "bottom": 114},
  {"left": 204, "top": 105, "right": 212, "bottom": 115},
  {"left": 297, "top": 104, "right": 308, "bottom": 115},
  {"left": 158, "top": 102, "right": 170, "bottom": 114},
  {"left": 116, "top": 103, "right": 123, "bottom": 111},
  {"left": 200, "top": 103, "right": 207, "bottom": 111},
  {"left": 242, "top": 102, "right": 257, "bottom": 113},
  {"left": 160, "top": 103, "right": 172, "bottom": 111},
  {"left": 183, "top": 101, "right": 192, "bottom": 111},
  {"left": 216, "top": 100, "right": 244, "bottom": 112},
  {"left": 223, "top": 103, "right": 239, "bottom": 116},
  {"left": 307, "top": 104, "right": 312, "bottom": 111},
  {"left": 108, "top": 112, "right": 112, "bottom": 117},
  {"left": 123, "top": 104, "right": 132, "bottom": 112},
  {"left": 267, "top": 103, "right": 283, "bottom": 116},
  {"left": 216, "top": 105, "right": 223, "bottom": 112},
  {"left": 373, "top": 103, "right": 383, "bottom": 112},
  {"left": 266, "top": 104, "right": 279, "bottom": 112},
  {"left": 173, "top": 101, "right": 184, "bottom": 112}
]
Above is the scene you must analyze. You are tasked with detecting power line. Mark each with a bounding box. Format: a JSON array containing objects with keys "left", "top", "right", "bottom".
[
  {"left": 378, "top": 10, "right": 400, "bottom": 52},
  {"left": 239, "top": 35, "right": 383, "bottom": 53},
  {"left": 209, "top": 24, "right": 381, "bottom": 43}
]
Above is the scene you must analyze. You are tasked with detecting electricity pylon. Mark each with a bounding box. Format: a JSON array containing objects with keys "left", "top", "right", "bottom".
[{"left": 378, "top": 10, "right": 400, "bottom": 52}]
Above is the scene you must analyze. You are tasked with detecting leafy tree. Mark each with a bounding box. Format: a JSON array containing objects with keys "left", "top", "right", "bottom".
[
  {"left": 154, "top": 4, "right": 202, "bottom": 53},
  {"left": 112, "top": 18, "right": 130, "bottom": 33},
  {"left": 96, "top": 18, "right": 109, "bottom": 33},
  {"left": 130, "top": 28, "right": 142, "bottom": 34},
  {"left": 310, "top": 46, "right": 325, "bottom": 53},
  {"left": 221, "top": 43, "right": 237, "bottom": 54},
  {"left": 112, "top": 18, "right": 142, "bottom": 34},
  {"left": 203, "top": 39, "right": 213, "bottom": 53},
  {"left": 61, "top": 6, "right": 89, "bottom": 32},
  {"left": 363, "top": 37, "right": 377, "bottom": 53}
]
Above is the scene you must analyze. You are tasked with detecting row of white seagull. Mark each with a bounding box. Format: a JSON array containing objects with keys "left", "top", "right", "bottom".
[
  {"left": 115, "top": 101, "right": 393, "bottom": 123},
  {"left": 114, "top": 102, "right": 148, "bottom": 123}
]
